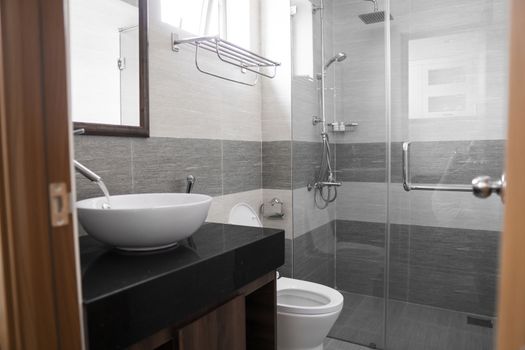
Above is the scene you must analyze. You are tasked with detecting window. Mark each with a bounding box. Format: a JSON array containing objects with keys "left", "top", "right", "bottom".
[
  {"left": 408, "top": 32, "right": 485, "bottom": 119},
  {"left": 161, "top": 0, "right": 252, "bottom": 49}
]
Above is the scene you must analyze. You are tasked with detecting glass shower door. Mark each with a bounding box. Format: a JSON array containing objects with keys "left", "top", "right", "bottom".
[{"left": 386, "top": 0, "right": 509, "bottom": 349}]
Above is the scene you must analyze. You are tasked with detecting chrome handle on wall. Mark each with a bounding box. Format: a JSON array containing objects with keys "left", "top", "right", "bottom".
[{"left": 402, "top": 141, "right": 505, "bottom": 202}]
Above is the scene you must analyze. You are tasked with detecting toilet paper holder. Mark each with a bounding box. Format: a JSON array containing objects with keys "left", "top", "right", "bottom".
[{"left": 260, "top": 197, "right": 285, "bottom": 219}]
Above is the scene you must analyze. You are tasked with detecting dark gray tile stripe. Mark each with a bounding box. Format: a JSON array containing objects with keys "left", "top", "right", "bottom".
[
  {"left": 335, "top": 220, "right": 499, "bottom": 316},
  {"left": 74, "top": 136, "right": 133, "bottom": 201},
  {"left": 132, "top": 137, "right": 223, "bottom": 196},
  {"left": 336, "top": 142, "right": 389, "bottom": 183},
  {"left": 293, "top": 221, "right": 336, "bottom": 287},
  {"left": 279, "top": 238, "right": 293, "bottom": 278},
  {"left": 336, "top": 140, "right": 505, "bottom": 184},
  {"left": 74, "top": 136, "right": 262, "bottom": 199},
  {"left": 267, "top": 139, "right": 504, "bottom": 190},
  {"left": 222, "top": 140, "right": 262, "bottom": 195},
  {"left": 262, "top": 141, "right": 292, "bottom": 190},
  {"left": 261, "top": 141, "right": 325, "bottom": 190},
  {"left": 292, "top": 219, "right": 498, "bottom": 316},
  {"left": 292, "top": 141, "right": 325, "bottom": 189},
  {"left": 407, "top": 140, "right": 505, "bottom": 185}
]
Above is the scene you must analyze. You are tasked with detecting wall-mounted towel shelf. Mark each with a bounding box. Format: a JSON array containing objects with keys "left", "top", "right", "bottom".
[{"left": 172, "top": 34, "right": 280, "bottom": 86}]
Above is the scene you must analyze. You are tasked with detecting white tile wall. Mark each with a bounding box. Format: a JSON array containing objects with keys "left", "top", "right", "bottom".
[
  {"left": 293, "top": 186, "right": 336, "bottom": 237},
  {"left": 148, "top": 0, "right": 263, "bottom": 141},
  {"left": 262, "top": 189, "right": 293, "bottom": 239},
  {"left": 206, "top": 188, "right": 293, "bottom": 239},
  {"left": 206, "top": 189, "right": 263, "bottom": 225},
  {"left": 261, "top": 0, "right": 293, "bottom": 142}
]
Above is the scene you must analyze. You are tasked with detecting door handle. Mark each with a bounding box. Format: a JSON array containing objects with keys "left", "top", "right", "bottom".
[
  {"left": 403, "top": 142, "right": 506, "bottom": 203},
  {"left": 472, "top": 174, "right": 506, "bottom": 202}
]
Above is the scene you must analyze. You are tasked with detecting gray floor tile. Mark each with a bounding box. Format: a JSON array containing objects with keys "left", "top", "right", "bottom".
[
  {"left": 324, "top": 337, "right": 370, "bottom": 350},
  {"left": 329, "top": 292, "right": 494, "bottom": 350}
]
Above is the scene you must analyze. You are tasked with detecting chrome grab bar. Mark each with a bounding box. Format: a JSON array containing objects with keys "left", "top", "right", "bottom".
[
  {"left": 402, "top": 141, "right": 505, "bottom": 202},
  {"left": 402, "top": 141, "right": 474, "bottom": 193}
]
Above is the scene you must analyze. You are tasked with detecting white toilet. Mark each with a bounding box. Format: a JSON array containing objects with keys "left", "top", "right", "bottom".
[
  {"left": 228, "top": 202, "right": 263, "bottom": 227},
  {"left": 228, "top": 203, "right": 344, "bottom": 350},
  {"left": 277, "top": 277, "right": 343, "bottom": 350}
]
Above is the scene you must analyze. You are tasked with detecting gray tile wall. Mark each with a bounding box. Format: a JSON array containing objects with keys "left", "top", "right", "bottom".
[
  {"left": 131, "top": 138, "right": 222, "bottom": 196},
  {"left": 287, "top": 218, "right": 498, "bottom": 316},
  {"left": 292, "top": 141, "right": 324, "bottom": 189},
  {"left": 274, "top": 139, "right": 504, "bottom": 193},
  {"left": 335, "top": 140, "right": 505, "bottom": 184},
  {"left": 262, "top": 141, "right": 292, "bottom": 190},
  {"left": 335, "top": 220, "right": 499, "bottom": 316},
  {"left": 222, "top": 140, "right": 262, "bottom": 195},
  {"left": 74, "top": 135, "right": 262, "bottom": 200},
  {"left": 279, "top": 238, "right": 293, "bottom": 278},
  {"left": 75, "top": 136, "right": 133, "bottom": 200},
  {"left": 293, "top": 221, "right": 336, "bottom": 288},
  {"left": 262, "top": 140, "right": 336, "bottom": 191},
  {"left": 407, "top": 140, "right": 505, "bottom": 185}
]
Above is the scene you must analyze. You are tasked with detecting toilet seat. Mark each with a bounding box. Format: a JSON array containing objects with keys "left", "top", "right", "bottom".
[{"left": 277, "top": 277, "right": 344, "bottom": 315}]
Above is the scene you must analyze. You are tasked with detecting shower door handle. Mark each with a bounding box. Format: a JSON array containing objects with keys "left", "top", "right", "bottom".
[
  {"left": 402, "top": 142, "right": 505, "bottom": 202},
  {"left": 402, "top": 141, "right": 472, "bottom": 192},
  {"left": 472, "top": 174, "right": 506, "bottom": 202}
]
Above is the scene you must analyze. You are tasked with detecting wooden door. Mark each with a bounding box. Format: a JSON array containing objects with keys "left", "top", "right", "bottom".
[
  {"left": 496, "top": 0, "right": 525, "bottom": 349},
  {"left": 0, "top": 0, "right": 83, "bottom": 349}
]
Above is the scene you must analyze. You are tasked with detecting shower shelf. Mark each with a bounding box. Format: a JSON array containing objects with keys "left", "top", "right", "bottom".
[
  {"left": 172, "top": 34, "right": 281, "bottom": 86},
  {"left": 327, "top": 121, "right": 359, "bottom": 132}
]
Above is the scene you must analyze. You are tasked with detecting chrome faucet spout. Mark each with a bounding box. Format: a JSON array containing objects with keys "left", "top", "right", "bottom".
[
  {"left": 186, "top": 175, "right": 195, "bottom": 194},
  {"left": 73, "top": 128, "right": 101, "bottom": 182},
  {"left": 74, "top": 160, "right": 102, "bottom": 182}
]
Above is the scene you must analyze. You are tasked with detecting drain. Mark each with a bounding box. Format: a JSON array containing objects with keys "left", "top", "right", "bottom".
[
  {"left": 369, "top": 343, "right": 377, "bottom": 349},
  {"left": 467, "top": 315, "right": 493, "bottom": 328}
]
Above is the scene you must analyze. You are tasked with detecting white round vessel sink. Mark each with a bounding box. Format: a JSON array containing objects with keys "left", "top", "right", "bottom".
[{"left": 77, "top": 193, "right": 212, "bottom": 251}]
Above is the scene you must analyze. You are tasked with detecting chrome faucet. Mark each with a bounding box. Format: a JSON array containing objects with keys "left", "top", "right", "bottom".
[
  {"left": 74, "top": 160, "right": 101, "bottom": 182},
  {"left": 73, "top": 129, "right": 102, "bottom": 182},
  {"left": 186, "top": 175, "right": 195, "bottom": 193},
  {"left": 185, "top": 175, "right": 197, "bottom": 249}
]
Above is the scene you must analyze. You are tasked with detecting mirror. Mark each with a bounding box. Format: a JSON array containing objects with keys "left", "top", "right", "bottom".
[{"left": 69, "top": 0, "right": 149, "bottom": 137}]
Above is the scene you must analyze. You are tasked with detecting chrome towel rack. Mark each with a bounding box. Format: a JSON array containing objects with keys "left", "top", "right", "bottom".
[
  {"left": 172, "top": 34, "right": 280, "bottom": 86},
  {"left": 402, "top": 141, "right": 506, "bottom": 202}
]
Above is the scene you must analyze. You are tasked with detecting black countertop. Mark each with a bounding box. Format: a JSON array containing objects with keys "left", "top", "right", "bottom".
[{"left": 80, "top": 223, "right": 284, "bottom": 349}]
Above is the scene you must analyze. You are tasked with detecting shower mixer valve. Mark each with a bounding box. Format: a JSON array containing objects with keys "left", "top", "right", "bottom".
[{"left": 312, "top": 116, "right": 323, "bottom": 125}]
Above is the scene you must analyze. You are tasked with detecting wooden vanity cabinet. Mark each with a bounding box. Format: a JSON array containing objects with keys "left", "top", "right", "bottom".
[{"left": 128, "top": 272, "right": 276, "bottom": 350}]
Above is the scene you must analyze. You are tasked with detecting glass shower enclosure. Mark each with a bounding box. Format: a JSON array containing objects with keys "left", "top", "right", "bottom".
[{"left": 290, "top": 0, "right": 509, "bottom": 349}]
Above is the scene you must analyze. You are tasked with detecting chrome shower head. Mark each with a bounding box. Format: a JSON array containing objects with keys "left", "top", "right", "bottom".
[
  {"left": 359, "top": 0, "right": 393, "bottom": 24},
  {"left": 324, "top": 52, "right": 347, "bottom": 70}
]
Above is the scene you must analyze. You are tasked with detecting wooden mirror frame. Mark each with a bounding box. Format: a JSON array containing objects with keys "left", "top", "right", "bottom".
[{"left": 73, "top": 0, "right": 149, "bottom": 137}]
